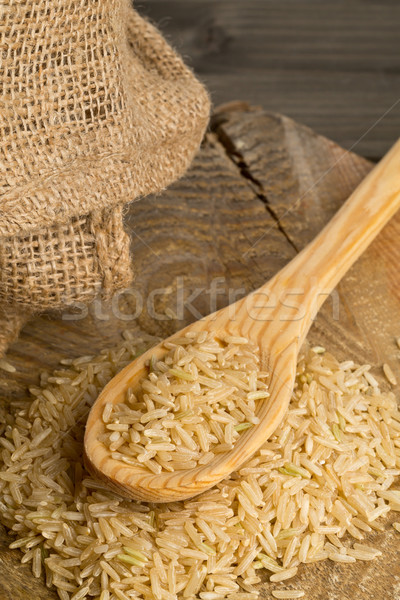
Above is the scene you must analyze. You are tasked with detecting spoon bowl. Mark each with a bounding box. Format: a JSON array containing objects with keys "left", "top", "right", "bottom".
[
  {"left": 85, "top": 138, "right": 400, "bottom": 502},
  {"left": 84, "top": 295, "right": 298, "bottom": 502}
]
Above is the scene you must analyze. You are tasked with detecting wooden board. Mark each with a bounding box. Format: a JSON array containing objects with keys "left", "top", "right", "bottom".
[
  {"left": 139, "top": 0, "right": 400, "bottom": 160},
  {"left": 1, "top": 103, "right": 400, "bottom": 599}
]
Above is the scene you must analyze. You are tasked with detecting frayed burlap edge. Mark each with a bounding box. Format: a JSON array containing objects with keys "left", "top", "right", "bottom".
[{"left": 0, "top": 305, "right": 30, "bottom": 360}]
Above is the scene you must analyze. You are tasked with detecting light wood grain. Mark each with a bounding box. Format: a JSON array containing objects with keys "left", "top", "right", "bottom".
[{"left": 1, "top": 105, "right": 399, "bottom": 598}]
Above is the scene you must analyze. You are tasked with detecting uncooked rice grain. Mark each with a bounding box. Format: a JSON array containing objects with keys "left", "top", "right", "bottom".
[
  {"left": 269, "top": 567, "right": 298, "bottom": 582},
  {"left": 0, "top": 329, "right": 399, "bottom": 600},
  {"left": 0, "top": 358, "right": 16, "bottom": 373},
  {"left": 383, "top": 363, "right": 397, "bottom": 386}
]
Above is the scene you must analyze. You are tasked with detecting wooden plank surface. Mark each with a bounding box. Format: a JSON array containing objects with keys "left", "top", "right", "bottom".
[
  {"left": 138, "top": 0, "right": 400, "bottom": 159},
  {"left": 1, "top": 104, "right": 400, "bottom": 598}
]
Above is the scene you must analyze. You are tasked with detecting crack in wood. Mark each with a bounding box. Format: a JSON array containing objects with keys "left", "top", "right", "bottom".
[{"left": 211, "top": 121, "right": 300, "bottom": 254}]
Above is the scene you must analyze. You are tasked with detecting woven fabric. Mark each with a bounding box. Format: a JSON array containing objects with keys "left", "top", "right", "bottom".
[
  {"left": 0, "top": 0, "right": 210, "bottom": 354},
  {"left": 0, "top": 206, "right": 132, "bottom": 310}
]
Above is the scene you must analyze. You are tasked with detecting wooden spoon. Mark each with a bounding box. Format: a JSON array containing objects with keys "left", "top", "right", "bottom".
[{"left": 85, "top": 139, "right": 400, "bottom": 503}]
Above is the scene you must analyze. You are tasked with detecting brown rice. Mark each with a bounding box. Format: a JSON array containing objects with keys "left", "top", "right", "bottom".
[
  {"left": 100, "top": 332, "right": 269, "bottom": 473},
  {"left": 0, "top": 330, "right": 399, "bottom": 600}
]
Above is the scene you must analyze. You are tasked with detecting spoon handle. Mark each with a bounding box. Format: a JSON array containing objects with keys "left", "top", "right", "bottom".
[{"left": 261, "top": 138, "right": 400, "bottom": 342}]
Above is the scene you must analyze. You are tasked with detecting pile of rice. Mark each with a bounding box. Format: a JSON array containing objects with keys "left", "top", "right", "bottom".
[
  {"left": 99, "top": 332, "right": 269, "bottom": 474},
  {"left": 0, "top": 328, "right": 399, "bottom": 600}
]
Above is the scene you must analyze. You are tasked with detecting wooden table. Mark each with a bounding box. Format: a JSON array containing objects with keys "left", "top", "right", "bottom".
[
  {"left": 139, "top": 0, "right": 400, "bottom": 160},
  {"left": 1, "top": 103, "right": 399, "bottom": 599}
]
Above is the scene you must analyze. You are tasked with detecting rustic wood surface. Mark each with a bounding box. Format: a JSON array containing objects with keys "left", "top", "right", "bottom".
[
  {"left": 1, "top": 103, "right": 400, "bottom": 598},
  {"left": 139, "top": 0, "right": 400, "bottom": 160}
]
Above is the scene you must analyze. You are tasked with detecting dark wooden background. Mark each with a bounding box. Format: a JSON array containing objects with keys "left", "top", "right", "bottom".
[{"left": 137, "top": 0, "right": 400, "bottom": 160}]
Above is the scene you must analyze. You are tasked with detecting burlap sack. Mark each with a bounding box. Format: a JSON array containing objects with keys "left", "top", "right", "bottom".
[{"left": 0, "top": 1, "right": 210, "bottom": 356}]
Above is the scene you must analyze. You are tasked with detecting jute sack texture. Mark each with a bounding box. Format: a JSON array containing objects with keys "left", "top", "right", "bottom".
[{"left": 0, "top": 0, "right": 210, "bottom": 356}]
